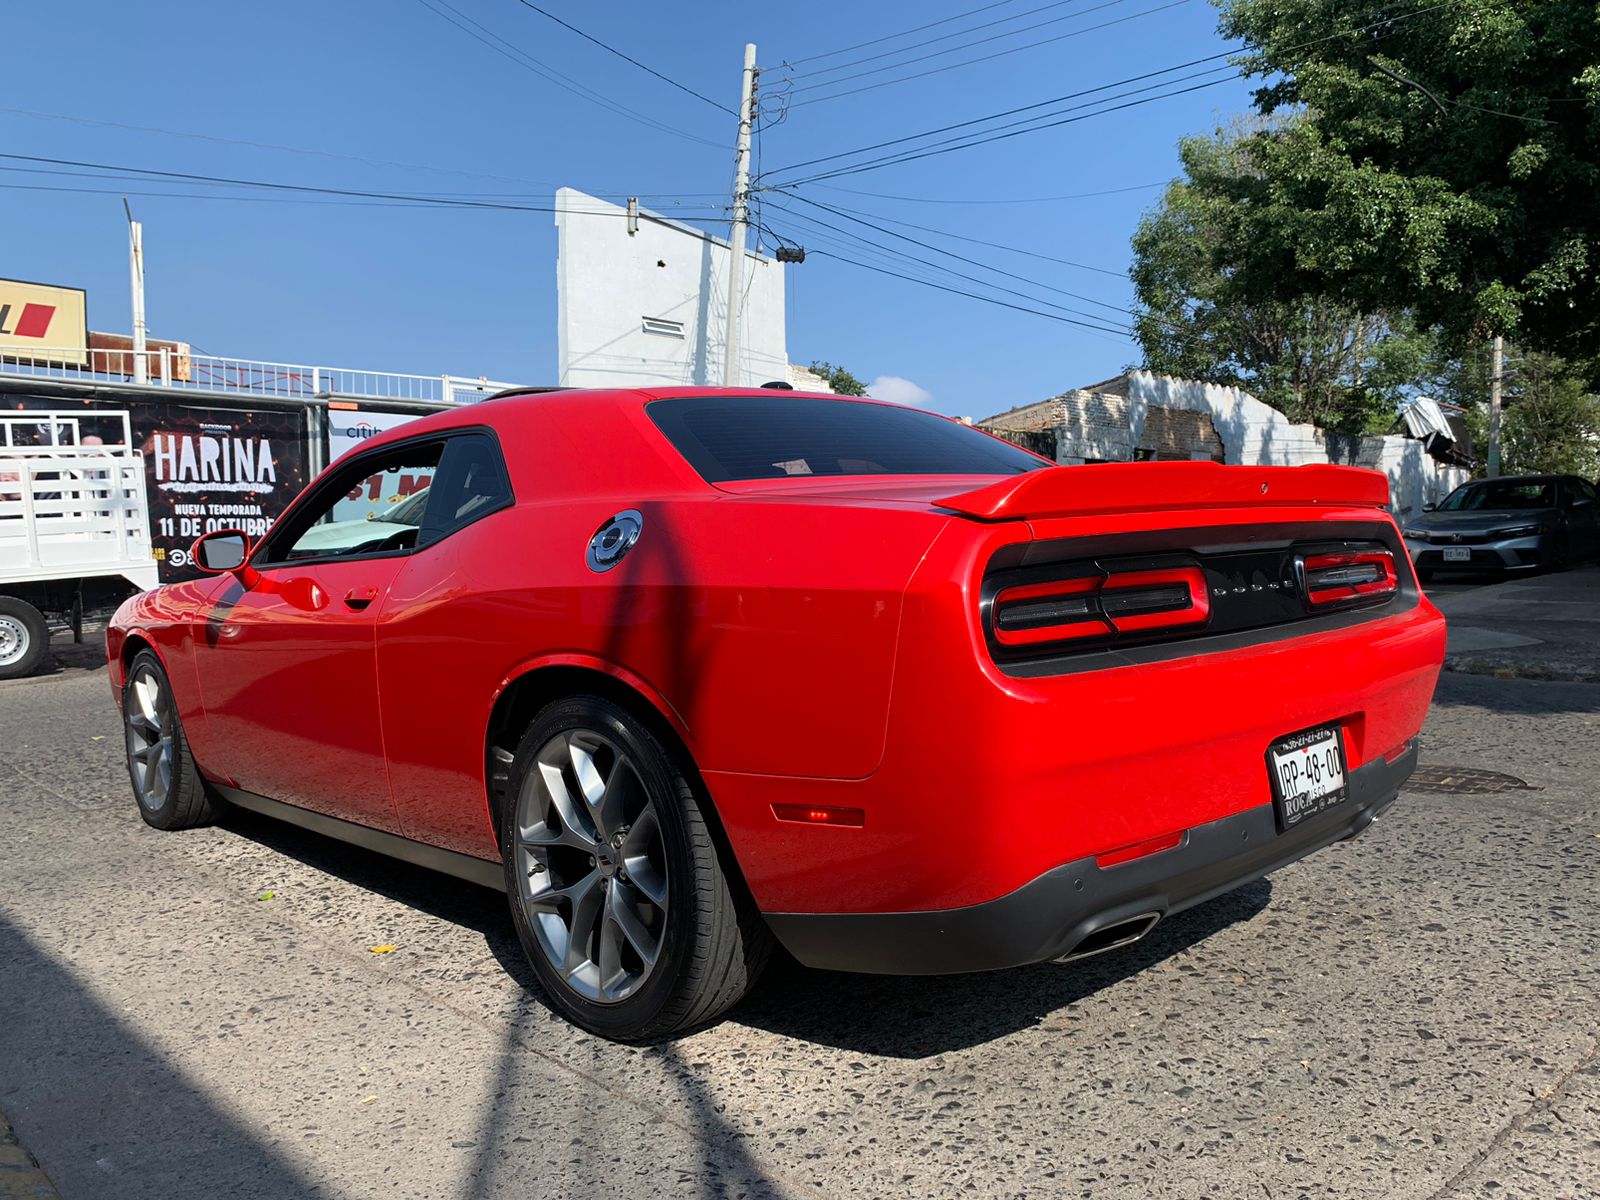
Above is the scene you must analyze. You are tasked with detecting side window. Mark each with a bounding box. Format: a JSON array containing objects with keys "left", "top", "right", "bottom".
[
  {"left": 416, "top": 434, "right": 514, "bottom": 548},
  {"left": 1573, "top": 479, "right": 1598, "bottom": 506},
  {"left": 261, "top": 442, "right": 444, "bottom": 563}
]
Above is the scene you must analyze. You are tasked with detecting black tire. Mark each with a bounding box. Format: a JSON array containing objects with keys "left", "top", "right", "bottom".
[
  {"left": 1548, "top": 536, "right": 1571, "bottom": 573},
  {"left": 0, "top": 597, "right": 49, "bottom": 681},
  {"left": 122, "top": 648, "right": 216, "bottom": 830},
  {"left": 501, "top": 694, "right": 771, "bottom": 1041}
]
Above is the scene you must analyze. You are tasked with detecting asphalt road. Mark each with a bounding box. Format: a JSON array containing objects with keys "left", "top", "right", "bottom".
[{"left": 1, "top": 642, "right": 1597, "bottom": 1198}]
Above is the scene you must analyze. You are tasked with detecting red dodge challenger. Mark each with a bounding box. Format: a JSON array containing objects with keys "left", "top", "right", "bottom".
[{"left": 107, "top": 387, "right": 1446, "bottom": 1040}]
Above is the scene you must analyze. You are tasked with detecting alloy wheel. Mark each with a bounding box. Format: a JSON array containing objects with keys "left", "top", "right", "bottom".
[
  {"left": 512, "top": 728, "right": 669, "bottom": 1004},
  {"left": 125, "top": 665, "right": 175, "bottom": 811}
]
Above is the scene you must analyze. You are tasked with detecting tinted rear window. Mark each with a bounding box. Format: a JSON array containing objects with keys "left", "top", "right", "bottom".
[{"left": 647, "top": 395, "right": 1044, "bottom": 483}]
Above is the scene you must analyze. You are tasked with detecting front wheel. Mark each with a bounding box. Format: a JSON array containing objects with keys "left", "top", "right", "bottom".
[
  {"left": 122, "top": 648, "right": 216, "bottom": 829},
  {"left": 501, "top": 695, "right": 770, "bottom": 1040}
]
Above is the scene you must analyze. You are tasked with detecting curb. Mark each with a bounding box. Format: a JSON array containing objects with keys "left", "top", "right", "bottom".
[
  {"left": 1443, "top": 655, "right": 1600, "bottom": 684},
  {"left": 0, "top": 1113, "right": 60, "bottom": 1200}
]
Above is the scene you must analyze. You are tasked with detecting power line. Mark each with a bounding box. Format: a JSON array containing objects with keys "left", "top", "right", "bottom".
[
  {"left": 766, "top": 59, "right": 1234, "bottom": 180},
  {"left": 793, "top": 0, "right": 1100, "bottom": 82},
  {"left": 788, "top": 0, "right": 1188, "bottom": 109},
  {"left": 412, "top": 0, "right": 721, "bottom": 148},
  {"left": 510, "top": 0, "right": 735, "bottom": 114},
  {"left": 811, "top": 180, "right": 1169, "bottom": 205},
  {"left": 0, "top": 153, "right": 738, "bottom": 236},
  {"left": 786, "top": 0, "right": 1030, "bottom": 67},
  {"left": 773, "top": 191, "right": 1135, "bottom": 317},
  {"left": 784, "top": 72, "right": 1235, "bottom": 185},
  {"left": 765, "top": 0, "right": 1464, "bottom": 176},
  {"left": 762, "top": 200, "right": 1130, "bottom": 333},
  {"left": 805, "top": 248, "right": 1134, "bottom": 342},
  {"left": 0, "top": 107, "right": 728, "bottom": 200},
  {"left": 0, "top": 174, "right": 733, "bottom": 219},
  {"left": 779, "top": 190, "right": 1130, "bottom": 278}
]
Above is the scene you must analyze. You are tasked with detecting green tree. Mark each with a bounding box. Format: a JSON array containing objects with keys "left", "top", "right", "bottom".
[
  {"left": 1409, "top": 336, "right": 1599, "bottom": 475},
  {"left": 809, "top": 360, "right": 867, "bottom": 396},
  {"left": 1131, "top": 121, "right": 1428, "bottom": 431},
  {"left": 1213, "top": 0, "right": 1600, "bottom": 376}
]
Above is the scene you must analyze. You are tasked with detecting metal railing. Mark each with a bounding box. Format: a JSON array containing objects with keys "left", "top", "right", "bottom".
[{"left": 1, "top": 348, "right": 521, "bottom": 407}]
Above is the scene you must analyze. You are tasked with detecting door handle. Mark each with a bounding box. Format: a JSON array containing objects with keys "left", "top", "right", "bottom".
[{"left": 343, "top": 588, "right": 379, "bottom": 612}]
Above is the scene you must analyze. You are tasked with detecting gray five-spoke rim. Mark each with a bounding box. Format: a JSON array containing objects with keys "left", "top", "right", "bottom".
[
  {"left": 124, "top": 665, "right": 175, "bottom": 811},
  {"left": 514, "top": 728, "right": 668, "bottom": 1004},
  {"left": 0, "top": 615, "right": 28, "bottom": 668}
]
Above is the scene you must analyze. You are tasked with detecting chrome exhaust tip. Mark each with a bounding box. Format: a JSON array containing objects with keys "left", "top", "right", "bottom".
[{"left": 1054, "top": 911, "right": 1162, "bottom": 963}]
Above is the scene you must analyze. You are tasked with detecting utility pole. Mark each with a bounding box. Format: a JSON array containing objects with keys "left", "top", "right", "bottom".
[
  {"left": 124, "top": 199, "right": 148, "bottom": 385},
  {"left": 722, "top": 42, "right": 757, "bottom": 387},
  {"left": 1487, "top": 333, "right": 1504, "bottom": 478}
]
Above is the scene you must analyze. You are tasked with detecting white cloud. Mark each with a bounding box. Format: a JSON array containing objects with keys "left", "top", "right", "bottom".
[{"left": 866, "top": 375, "right": 933, "bottom": 407}]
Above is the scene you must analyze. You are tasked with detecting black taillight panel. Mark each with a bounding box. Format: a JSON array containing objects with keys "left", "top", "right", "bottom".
[{"left": 981, "top": 522, "right": 1415, "bottom": 673}]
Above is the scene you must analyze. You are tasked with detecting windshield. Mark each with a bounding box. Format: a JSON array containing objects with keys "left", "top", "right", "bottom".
[
  {"left": 1437, "top": 480, "right": 1556, "bottom": 512},
  {"left": 647, "top": 395, "right": 1045, "bottom": 483}
]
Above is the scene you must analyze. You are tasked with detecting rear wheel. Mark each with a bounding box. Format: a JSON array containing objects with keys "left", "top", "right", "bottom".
[
  {"left": 501, "top": 695, "right": 770, "bottom": 1040},
  {"left": 0, "top": 597, "right": 49, "bottom": 681},
  {"left": 122, "top": 649, "right": 215, "bottom": 829}
]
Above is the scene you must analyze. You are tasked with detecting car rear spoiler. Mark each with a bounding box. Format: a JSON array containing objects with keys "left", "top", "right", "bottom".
[{"left": 936, "top": 462, "right": 1391, "bottom": 521}]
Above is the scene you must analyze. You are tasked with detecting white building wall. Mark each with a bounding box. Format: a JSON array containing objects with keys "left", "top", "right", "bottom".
[
  {"left": 1121, "top": 371, "right": 1470, "bottom": 519},
  {"left": 555, "top": 189, "right": 788, "bottom": 389}
]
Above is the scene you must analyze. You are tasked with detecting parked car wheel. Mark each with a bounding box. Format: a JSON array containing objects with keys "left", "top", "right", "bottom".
[
  {"left": 1548, "top": 534, "right": 1571, "bottom": 573},
  {"left": 501, "top": 695, "right": 771, "bottom": 1040},
  {"left": 0, "top": 597, "right": 49, "bottom": 681},
  {"left": 122, "top": 648, "right": 216, "bottom": 830}
]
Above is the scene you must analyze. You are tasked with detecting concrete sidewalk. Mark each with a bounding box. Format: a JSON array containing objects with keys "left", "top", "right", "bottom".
[{"left": 1432, "top": 565, "right": 1600, "bottom": 682}]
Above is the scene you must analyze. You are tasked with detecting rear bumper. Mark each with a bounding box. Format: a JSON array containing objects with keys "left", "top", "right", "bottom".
[{"left": 765, "top": 740, "right": 1416, "bottom": 975}]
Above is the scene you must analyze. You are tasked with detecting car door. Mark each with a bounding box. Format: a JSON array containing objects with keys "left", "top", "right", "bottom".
[
  {"left": 369, "top": 432, "right": 519, "bottom": 856},
  {"left": 1567, "top": 478, "right": 1600, "bottom": 561},
  {"left": 191, "top": 435, "right": 446, "bottom": 832}
]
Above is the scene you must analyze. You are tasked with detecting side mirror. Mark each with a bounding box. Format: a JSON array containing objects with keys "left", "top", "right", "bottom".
[
  {"left": 193, "top": 528, "right": 258, "bottom": 585},
  {"left": 1422, "top": 502, "right": 1436, "bottom": 512}
]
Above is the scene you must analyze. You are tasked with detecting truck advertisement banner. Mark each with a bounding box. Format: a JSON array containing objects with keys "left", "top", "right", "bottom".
[{"left": 132, "top": 403, "right": 309, "bottom": 581}]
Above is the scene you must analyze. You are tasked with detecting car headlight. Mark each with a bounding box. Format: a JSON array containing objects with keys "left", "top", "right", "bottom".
[
  {"left": 1402, "top": 528, "right": 1429, "bottom": 539},
  {"left": 1492, "top": 524, "right": 1544, "bottom": 539}
]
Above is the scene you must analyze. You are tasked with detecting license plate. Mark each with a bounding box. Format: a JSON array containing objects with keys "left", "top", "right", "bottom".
[
  {"left": 1267, "top": 725, "right": 1348, "bottom": 831},
  {"left": 1443, "top": 546, "right": 1471, "bottom": 562}
]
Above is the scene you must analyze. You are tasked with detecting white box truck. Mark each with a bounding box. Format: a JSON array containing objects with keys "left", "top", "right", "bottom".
[{"left": 0, "top": 410, "right": 156, "bottom": 678}]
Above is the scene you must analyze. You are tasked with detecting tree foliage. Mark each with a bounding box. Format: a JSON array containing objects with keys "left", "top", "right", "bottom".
[
  {"left": 1214, "top": 0, "right": 1599, "bottom": 373},
  {"left": 1419, "top": 339, "right": 1600, "bottom": 476},
  {"left": 1131, "top": 121, "right": 1429, "bottom": 431},
  {"left": 809, "top": 360, "right": 867, "bottom": 396}
]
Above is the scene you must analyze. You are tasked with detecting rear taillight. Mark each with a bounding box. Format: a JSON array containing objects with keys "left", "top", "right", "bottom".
[
  {"left": 992, "top": 565, "right": 1209, "bottom": 648},
  {"left": 1302, "top": 550, "right": 1397, "bottom": 608}
]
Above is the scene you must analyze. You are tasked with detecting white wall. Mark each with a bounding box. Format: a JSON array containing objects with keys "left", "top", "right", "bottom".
[
  {"left": 1121, "top": 371, "right": 1471, "bottom": 519},
  {"left": 555, "top": 189, "right": 788, "bottom": 389}
]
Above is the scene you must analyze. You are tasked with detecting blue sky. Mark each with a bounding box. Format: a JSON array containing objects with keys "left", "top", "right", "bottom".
[{"left": 1, "top": 0, "right": 1257, "bottom": 417}]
